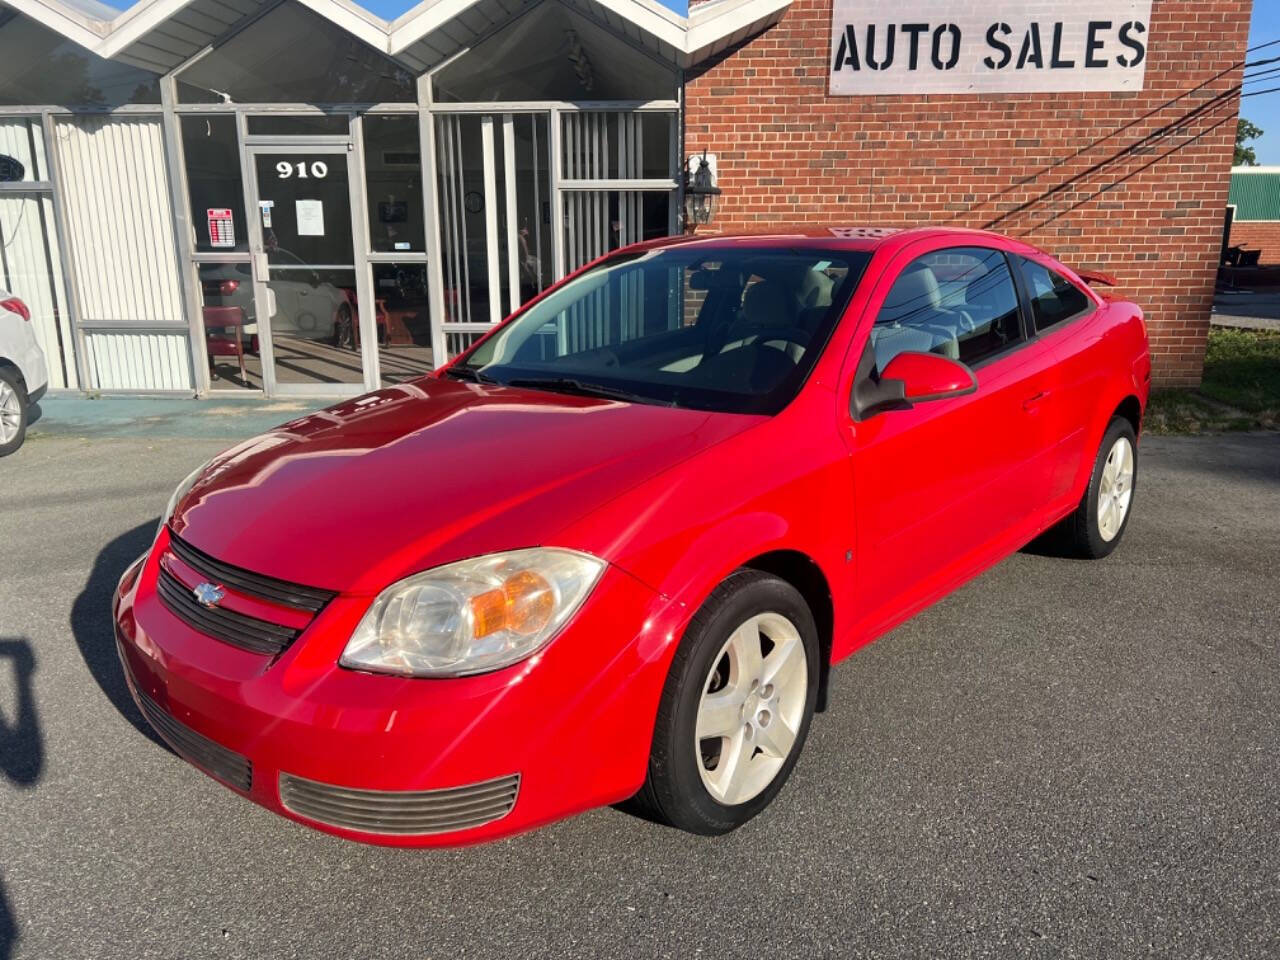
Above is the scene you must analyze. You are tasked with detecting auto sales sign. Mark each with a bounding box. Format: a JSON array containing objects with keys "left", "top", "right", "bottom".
[{"left": 829, "top": 1, "right": 1152, "bottom": 95}]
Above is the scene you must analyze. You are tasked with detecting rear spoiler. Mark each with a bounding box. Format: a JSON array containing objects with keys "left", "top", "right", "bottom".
[{"left": 1074, "top": 268, "right": 1118, "bottom": 287}]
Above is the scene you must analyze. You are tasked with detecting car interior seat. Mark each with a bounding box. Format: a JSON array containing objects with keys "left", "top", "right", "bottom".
[{"left": 870, "top": 265, "right": 960, "bottom": 367}]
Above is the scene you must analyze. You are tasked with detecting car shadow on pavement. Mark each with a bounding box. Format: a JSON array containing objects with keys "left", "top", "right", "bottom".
[{"left": 70, "top": 521, "right": 167, "bottom": 750}]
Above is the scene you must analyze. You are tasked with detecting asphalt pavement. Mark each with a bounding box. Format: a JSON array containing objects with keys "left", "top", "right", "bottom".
[{"left": 1, "top": 422, "right": 1278, "bottom": 959}]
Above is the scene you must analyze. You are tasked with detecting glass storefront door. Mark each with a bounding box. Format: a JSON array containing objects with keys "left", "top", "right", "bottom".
[{"left": 247, "top": 145, "right": 371, "bottom": 394}]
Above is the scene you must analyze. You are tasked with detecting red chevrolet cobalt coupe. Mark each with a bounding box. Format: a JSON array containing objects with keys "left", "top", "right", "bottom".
[{"left": 114, "top": 227, "right": 1148, "bottom": 845}]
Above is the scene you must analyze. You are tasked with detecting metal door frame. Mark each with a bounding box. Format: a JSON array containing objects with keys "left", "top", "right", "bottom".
[{"left": 242, "top": 140, "right": 376, "bottom": 397}]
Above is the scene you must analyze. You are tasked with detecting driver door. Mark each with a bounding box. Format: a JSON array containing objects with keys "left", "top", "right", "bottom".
[{"left": 846, "top": 242, "right": 1054, "bottom": 638}]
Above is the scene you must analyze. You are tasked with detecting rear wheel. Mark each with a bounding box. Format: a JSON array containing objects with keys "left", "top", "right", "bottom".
[
  {"left": 636, "top": 570, "right": 819, "bottom": 835},
  {"left": 0, "top": 367, "right": 27, "bottom": 457},
  {"left": 1064, "top": 417, "right": 1138, "bottom": 558}
]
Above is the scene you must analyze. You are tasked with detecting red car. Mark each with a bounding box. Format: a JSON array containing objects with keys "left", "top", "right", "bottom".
[{"left": 113, "top": 226, "right": 1148, "bottom": 845}]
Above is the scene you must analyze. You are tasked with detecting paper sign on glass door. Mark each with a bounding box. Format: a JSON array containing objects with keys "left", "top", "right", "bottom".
[
  {"left": 296, "top": 199, "right": 324, "bottom": 236},
  {"left": 207, "top": 208, "right": 235, "bottom": 248}
]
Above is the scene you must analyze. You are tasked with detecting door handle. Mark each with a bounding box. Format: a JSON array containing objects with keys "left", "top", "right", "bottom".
[{"left": 1023, "top": 390, "right": 1049, "bottom": 411}]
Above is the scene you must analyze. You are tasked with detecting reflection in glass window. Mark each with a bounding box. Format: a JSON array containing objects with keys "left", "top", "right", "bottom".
[
  {"left": 363, "top": 116, "right": 425, "bottom": 254},
  {"left": 432, "top": 0, "right": 677, "bottom": 103},
  {"left": 0, "top": 15, "right": 159, "bottom": 107},
  {"left": 1018, "top": 258, "right": 1093, "bottom": 333},
  {"left": 373, "top": 263, "right": 434, "bottom": 384},
  {"left": 182, "top": 116, "right": 248, "bottom": 254},
  {"left": 198, "top": 263, "right": 260, "bottom": 390},
  {"left": 176, "top": 2, "right": 414, "bottom": 104},
  {"left": 563, "top": 191, "right": 671, "bottom": 273},
  {"left": 873, "top": 247, "right": 1024, "bottom": 369}
]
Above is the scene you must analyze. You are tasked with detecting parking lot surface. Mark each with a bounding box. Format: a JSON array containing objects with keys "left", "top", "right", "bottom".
[{"left": 1, "top": 426, "right": 1277, "bottom": 959}]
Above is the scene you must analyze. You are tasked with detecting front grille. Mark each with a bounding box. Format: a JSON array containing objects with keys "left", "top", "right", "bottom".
[
  {"left": 156, "top": 566, "right": 299, "bottom": 656},
  {"left": 168, "top": 531, "right": 336, "bottom": 613},
  {"left": 279, "top": 772, "right": 520, "bottom": 835},
  {"left": 135, "top": 686, "right": 252, "bottom": 792}
]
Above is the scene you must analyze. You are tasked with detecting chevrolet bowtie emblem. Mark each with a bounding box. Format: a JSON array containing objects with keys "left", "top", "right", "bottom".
[{"left": 193, "top": 582, "right": 226, "bottom": 608}]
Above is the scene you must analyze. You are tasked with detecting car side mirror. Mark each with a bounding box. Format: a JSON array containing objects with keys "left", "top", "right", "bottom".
[
  {"left": 881, "top": 351, "right": 978, "bottom": 402},
  {"left": 851, "top": 342, "right": 977, "bottom": 421}
]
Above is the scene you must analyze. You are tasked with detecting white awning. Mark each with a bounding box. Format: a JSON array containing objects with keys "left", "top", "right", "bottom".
[{"left": 2, "top": 0, "right": 789, "bottom": 73}]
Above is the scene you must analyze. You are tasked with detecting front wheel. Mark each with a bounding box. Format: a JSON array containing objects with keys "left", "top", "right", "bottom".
[
  {"left": 636, "top": 570, "right": 819, "bottom": 835},
  {"left": 0, "top": 367, "right": 27, "bottom": 457},
  {"left": 1064, "top": 417, "right": 1138, "bottom": 558}
]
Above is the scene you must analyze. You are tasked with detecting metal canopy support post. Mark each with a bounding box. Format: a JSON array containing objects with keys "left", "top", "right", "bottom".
[
  {"left": 503, "top": 113, "right": 520, "bottom": 315},
  {"left": 418, "top": 73, "right": 448, "bottom": 368},
  {"left": 480, "top": 115, "right": 501, "bottom": 325},
  {"left": 159, "top": 73, "right": 206, "bottom": 395}
]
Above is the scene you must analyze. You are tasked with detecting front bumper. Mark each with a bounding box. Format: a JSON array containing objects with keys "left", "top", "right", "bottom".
[{"left": 113, "top": 530, "right": 687, "bottom": 847}]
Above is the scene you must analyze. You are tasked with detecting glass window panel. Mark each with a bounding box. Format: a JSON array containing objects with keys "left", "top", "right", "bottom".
[
  {"left": 873, "top": 247, "right": 1025, "bottom": 369},
  {"left": 435, "top": 114, "right": 490, "bottom": 325},
  {"left": 561, "top": 112, "right": 674, "bottom": 182},
  {"left": 373, "top": 263, "right": 433, "bottom": 383},
  {"left": 254, "top": 153, "right": 354, "bottom": 266},
  {"left": 182, "top": 116, "right": 248, "bottom": 254},
  {"left": 0, "top": 116, "right": 44, "bottom": 182},
  {"left": 176, "top": 2, "right": 414, "bottom": 104},
  {"left": 513, "top": 114, "right": 553, "bottom": 300},
  {"left": 562, "top": 190, "right": 670, "bottom": 273},
  {"left": 363, "top": 116, "right": 425, "bottom": 254},
  {"left": 246, "top": 115, "right": 350, "bottom": 137},
  {"left": 0, "top": 15, "right": 159, "bottom": 107},
  {"left": 268, "top": 268, "right": 361, "bottom": 384},
  {"left": 197, "top": 262, "right": 260, "bottom": 390},
  {"left": 1017, "top": 257, "right": 1094, "bottom": 332},
  {"left": 432, "top": 0, "right": 677, "bottom": 103}
]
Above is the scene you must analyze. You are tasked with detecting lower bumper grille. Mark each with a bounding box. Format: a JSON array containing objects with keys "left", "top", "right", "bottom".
[
  {"left": 135, "top": 686, "right": 252, "bottom": 792},
  {"left": 278, "top": 772, "right": 520, "bottom": 835}
]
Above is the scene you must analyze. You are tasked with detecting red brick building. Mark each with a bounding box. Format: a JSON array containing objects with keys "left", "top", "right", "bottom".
[{"left": 686, "top": 0, "right": 1253, "bottom": 386}]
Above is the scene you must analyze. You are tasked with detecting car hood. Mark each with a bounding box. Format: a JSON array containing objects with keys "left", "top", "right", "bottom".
[{"left": 169, "top": 377, "right": 759, "bottom": 594}]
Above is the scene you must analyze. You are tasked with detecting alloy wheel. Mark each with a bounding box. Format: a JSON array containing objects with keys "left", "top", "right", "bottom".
[
  {"left": 1097, "top": 435, "right": 1134, "bottom": 542},
  {"left": 695, "top": 612, "right": 808, "bottom": 806},
  {"left": 0, "top": 379, "right": 20, "bottom": 445}
]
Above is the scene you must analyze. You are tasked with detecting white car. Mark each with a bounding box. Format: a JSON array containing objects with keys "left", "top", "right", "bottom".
[{"left": 0, "top": 291, "right": 49, "bottom": 457}]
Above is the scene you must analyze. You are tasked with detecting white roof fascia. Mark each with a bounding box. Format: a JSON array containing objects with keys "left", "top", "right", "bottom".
[{"left": 12, "top": 0, "right": 791, "bottom": 71}]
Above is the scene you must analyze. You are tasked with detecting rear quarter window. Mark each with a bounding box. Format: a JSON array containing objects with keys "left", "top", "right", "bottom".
[{"left": 1017, "top": 257, "right": 1093, "bottom": 333}]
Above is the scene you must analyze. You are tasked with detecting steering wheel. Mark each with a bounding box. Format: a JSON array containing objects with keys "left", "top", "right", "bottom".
[{"left": 743, "top": 325, "right": 813, "bottom": 352}]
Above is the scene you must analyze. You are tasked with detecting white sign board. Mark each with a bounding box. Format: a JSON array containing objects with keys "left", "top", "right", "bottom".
[
  {"left": 296, "top": 199, "right": 324, "bottom": 237},
  {"left": 829, "top": 2, "right": 1151, "bottom": 95}
]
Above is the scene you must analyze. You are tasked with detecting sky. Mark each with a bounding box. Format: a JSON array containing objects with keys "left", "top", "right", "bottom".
[{"left": 1244, "top": 3, "right": 1280, "bottom": 165}]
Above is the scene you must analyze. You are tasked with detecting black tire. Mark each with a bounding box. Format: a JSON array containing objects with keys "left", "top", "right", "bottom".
[
  {"left": 1063, "top": 416, "right": 1138, "bottom": 559},
  {"left": 635, "top": 569, "right": 819, "bottom": 835},
  {"left": 0, "top": 366, "right": 28, "bottom": 458}
]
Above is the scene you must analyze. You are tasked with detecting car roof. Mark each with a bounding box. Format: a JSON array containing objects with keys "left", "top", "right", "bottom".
[{"left": 628, "top": 225, "right": 1041, "bottom": 257}]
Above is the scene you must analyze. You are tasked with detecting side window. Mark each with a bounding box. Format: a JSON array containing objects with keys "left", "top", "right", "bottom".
[
  {"left": 1017, "top": 258, "right": 1093, "bottom": 332},
  {"left": 872, "top": 246, "right": 1023, "bottom": 370}
]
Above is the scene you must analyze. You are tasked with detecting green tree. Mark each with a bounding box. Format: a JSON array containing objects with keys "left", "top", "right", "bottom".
[{"left": 1236, "top": 118, "right": 1264, "bottom": 166}]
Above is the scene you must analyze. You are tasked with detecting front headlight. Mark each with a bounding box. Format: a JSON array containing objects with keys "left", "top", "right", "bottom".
[
  {"left": 339, "top": 548, "right": 605, "bottom": 678},
  {"left": 159, "top": 462, "right": 207, "bottom": 536}
]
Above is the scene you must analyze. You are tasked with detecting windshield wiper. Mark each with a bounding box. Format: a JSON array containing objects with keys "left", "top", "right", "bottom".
[
  {"left": 444, "top": 365, "right": 497, "bottom": 384},
  {"left": 502, "top": 376, "right": 662, "bottom": 405}
]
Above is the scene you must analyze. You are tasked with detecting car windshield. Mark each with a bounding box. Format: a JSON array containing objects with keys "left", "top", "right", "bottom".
[{"left": 452, "top": 245, "right": 869, "bottom": 414}]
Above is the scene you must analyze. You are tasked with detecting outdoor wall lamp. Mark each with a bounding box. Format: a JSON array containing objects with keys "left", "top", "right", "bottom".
[{"left": 683, "top": 151, "right": 721, "bottom": 228}]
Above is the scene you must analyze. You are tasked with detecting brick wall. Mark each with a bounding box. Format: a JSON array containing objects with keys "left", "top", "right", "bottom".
[
  {"left": 1228, "top": 220, "right": 1280, "bottom": 264},
  {"left": 684, "top": 0, "right": 1252, "bottom": 386}
]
